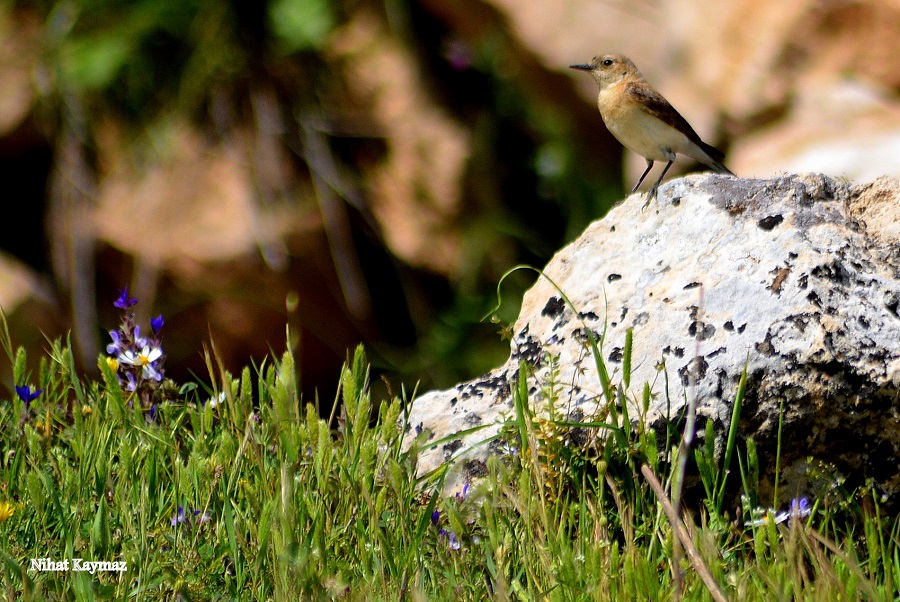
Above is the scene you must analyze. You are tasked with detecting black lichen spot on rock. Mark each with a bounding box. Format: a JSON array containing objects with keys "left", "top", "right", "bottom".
[
  {"left": 463, "top": 459, "right": 489, "bottom": 479},
  {"left": 472, "top": 373, "right": 510, "bottom": 395},
  {"left": 723, "top": 321, "right": 734, "bottom": 331},
  {"left": 737, "top": 323, "right": 747, "bottom": 334},
  {"left": 608, "top": 273, "right": 622, "bottom": 282},
  {"left": 663, "top": 345, "right": 685, "bottom": 358},
  {"left": 460, "top": 384, "right": 486, "bottom": 400},
  {"left": 858, "top": 315, "right": 870, "bottom": 329},
  {"left": 512, "top": 335, "right": 543, "bottom": 366},
  {"left": 811, "top": 261, "right": 850, "bottom": 285},
  {"left": 464, "top": 412, "right": 483, "bottom": 426},
  {"left": 608, "top": 347, "right": 623, "bottom": 363},
  {"left": 786, "top": 313, "right": 815, "bottom": 334},
  {"left": 488, "top": 438, "right": 509, "bottom": 455},
  {"left": 542, "top": 296, "right": 565, "bottom": 318},
  {"left": 689, "top": 320, "right": 716, "bottom": 341},
  {"left": 579, "top": 310, "right": 600, "bottom": 321},
  {"left": 807, "top": 291, "right": 822, "bottom": 307},
  {"left": 684, "top": 282, "right": 701, "bottom": 290},
  {"left": 443, "top": 439, "right": 463, "bottom": 455},
  {"left": 713, "top": 368, "right": 729, "bottom": 398},
  {"left": 755, "top": 336, "right": 776, "bottom": 356},
  {"left": 679, "top": 356, "right": 709, "bottom": 386},
  {"left": 573, "top": 327, "right": 603, "bottom": 344},
  {"left": 798, "top": 274, "right": 809, "bottom": 289},
  {"left": 758, "top": 215, "right": 784, "bottom": 230},
  {"left": 632, "top": 312, "right": 649, "bottom": 327}
]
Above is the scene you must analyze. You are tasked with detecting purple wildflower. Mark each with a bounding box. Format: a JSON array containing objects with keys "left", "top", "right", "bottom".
[
  {"left": 114, "top": 286, "right": 138, "bottom": 309},
  {"left": 439, "top": 528, "right": 461, "bottom": 550},
  {"left": 105, "top": 287, "right": 167, "bottom": 404},
  {"left": 171, "top": 505, "right": 186, "bottom": 526},
  {"left": 120, "top": 370, "right": 137, "bottom": 392},
  {"left": 171, "top": 505, "right": 210, "bottom": 527},
  {"left": 455, "top": 483, "right": 470, "bottom": 504},
  {"left": 106, "top": 330, "right": 123, "bottom": 355},
  {"left": 748, "top": 497, "right": 813, "bottom": 527},
  {"left": 15, "top": 385, "right": 43, "bottom": 403},
  {"left": 132, "top": 325, "right": 147, "bottom": 349},
  {"left": 15, "top": 385, "right": 42, "bottom": 414}
]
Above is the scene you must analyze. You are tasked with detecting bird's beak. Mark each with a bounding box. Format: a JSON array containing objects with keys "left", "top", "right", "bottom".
[{"left": 569, "top": 63, "right": 593, "bottom": 71}]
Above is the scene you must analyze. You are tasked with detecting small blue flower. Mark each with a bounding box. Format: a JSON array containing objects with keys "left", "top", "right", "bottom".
[
  {"left": 151, "top": 315, "right": 164, "bottom": 334},
  {"left": 786, "top": 497, "right": 811, "bottom": 519},
  {"left": 124, "top": 371, "right": 137, "bottom": 392},
  {"left": 106, "top": 330, "right": 123, "bottom": 355},
  {"left": 171, "top": 505, "right": 186, "bottom": 526},
  {"left": 455, "top": 483, "right": 470, "bottom": 503},
  {"left": 171, "top": 505, "right": 210, "bottom": 527},
  {"left": 431, "top": 509, "right": 440, "bottom": 525},
  {"left": 114, "top": 286, "right": 138, "bottom": 309},
  {"left": 447, "top": 532, "right": 461, "bottom": 550},
  {"left": 133, "top": 325, "right": 148, "bottom": 349},
  {"left": 439, "top": 528, "right": 461, "bottom": 550},
  {"left": 15, "top": 385, "right": 43, "bottom": 403},
  {"left": 748, "top": 497, "right": 812, "bottom": 527}
]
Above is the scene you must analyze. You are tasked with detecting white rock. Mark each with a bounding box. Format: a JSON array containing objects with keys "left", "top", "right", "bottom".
[{"left": 403, "top": 173, "right": 900, "bottom": 502}]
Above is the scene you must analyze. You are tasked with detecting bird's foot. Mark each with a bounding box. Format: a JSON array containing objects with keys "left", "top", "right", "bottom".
[{"left": 641, "top": 187, "right": 659, "bottom": 211}]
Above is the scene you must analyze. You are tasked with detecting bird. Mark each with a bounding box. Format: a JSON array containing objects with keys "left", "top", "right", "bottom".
[{"left": 569, "top": 54, "right": 734, "bottom": 206}]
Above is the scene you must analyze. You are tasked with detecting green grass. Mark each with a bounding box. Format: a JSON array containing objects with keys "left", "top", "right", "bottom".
[{"left": 2, "top": 315, "right": 900, "bottom": 601}]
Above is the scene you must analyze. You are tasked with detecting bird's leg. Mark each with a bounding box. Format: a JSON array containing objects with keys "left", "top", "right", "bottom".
[
  {"left": 632, "top": 159, "right": 654, "bottom": 194},
  {"left": 641, "top": 160, "right": 674, "bottom": 210},
  {"left": 646, "top": 160, "right": 674, "bottom": 200}
]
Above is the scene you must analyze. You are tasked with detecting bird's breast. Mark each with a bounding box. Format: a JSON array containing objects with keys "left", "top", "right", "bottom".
[{"left": 597, "top": 87, "right": 688, "bottom": 162}]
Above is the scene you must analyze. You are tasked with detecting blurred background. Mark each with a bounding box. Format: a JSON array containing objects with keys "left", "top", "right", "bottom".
[{"left": 1, "top": 0, "right": 898, "bottom": 405}]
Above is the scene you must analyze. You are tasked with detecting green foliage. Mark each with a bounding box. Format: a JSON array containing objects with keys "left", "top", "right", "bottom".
[
  {"left": 1, "top": 328, "right": 899, "bottom": 600},
  {"left": 268, "top": 0, "right": 335, "bottom": 52}
]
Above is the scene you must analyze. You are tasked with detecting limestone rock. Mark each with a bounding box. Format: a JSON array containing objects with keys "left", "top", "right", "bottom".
[{"left": 403, "top": 173, "right": 900, "bottom": 503}]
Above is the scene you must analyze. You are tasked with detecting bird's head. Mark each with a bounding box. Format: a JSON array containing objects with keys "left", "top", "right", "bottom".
[{"left": 569, "top": 54, "right": 639, "bottom": 89}]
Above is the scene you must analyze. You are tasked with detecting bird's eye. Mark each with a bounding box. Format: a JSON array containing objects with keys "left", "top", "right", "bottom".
[{"left": 602, "top": 58, "right": 614, "bottom": 67}]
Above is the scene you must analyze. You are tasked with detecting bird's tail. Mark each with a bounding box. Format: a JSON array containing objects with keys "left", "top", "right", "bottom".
[{"left": 695, "top": 141, "right": 735, "bottom": 176}]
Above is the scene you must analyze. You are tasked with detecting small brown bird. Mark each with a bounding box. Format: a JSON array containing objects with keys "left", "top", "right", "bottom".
[{"left": 570, "top": 54, "right": 734, "bottom": 204}]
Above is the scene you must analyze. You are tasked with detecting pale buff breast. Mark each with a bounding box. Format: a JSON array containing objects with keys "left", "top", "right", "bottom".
[{"left": 597, "top": 85, "right": 698, "bottom": 163}]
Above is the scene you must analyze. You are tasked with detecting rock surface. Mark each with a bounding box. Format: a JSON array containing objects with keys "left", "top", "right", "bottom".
[{"left": 403, "top": 173, "right": 900, "bottom": 503}]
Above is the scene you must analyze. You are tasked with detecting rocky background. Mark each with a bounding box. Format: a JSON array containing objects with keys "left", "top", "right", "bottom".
[{"left": 1, "top": 0, "right": 899, "bottom": 404}]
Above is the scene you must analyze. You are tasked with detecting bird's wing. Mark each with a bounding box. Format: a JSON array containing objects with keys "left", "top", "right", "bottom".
[{"left": 625, "top": 81, "right": 710, "bottom": 151}]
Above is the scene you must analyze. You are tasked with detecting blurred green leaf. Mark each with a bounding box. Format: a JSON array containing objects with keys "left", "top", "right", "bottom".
[
  {"left": 268, "top": 0, "right": 334, "bottom": 52},
  {"left": 61, "top": 33, "right": 133, "bottom": 90}
]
